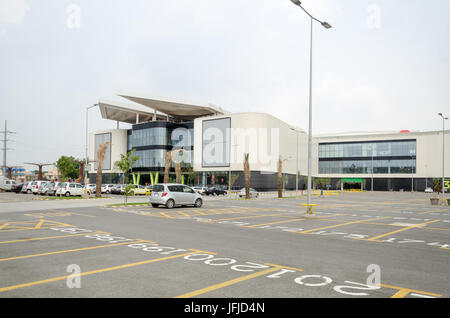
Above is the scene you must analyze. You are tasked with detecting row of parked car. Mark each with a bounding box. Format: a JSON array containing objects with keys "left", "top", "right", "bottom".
[
  {"left": 13, "top": 181, "right": 153, "bottom": 197},
  {"left": 6, "top": 179, "right": 259, "bottom": 199},
  {"left": 192, "top": 186, "right": 259, "bottom": 198}
]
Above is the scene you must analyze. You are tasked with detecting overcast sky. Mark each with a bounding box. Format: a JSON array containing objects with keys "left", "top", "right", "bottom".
[{"left": 1, "top": 0, "right": 449, "bottom": 171}]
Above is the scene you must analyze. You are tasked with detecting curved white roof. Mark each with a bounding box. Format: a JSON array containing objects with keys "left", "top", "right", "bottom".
[
  {"left": 98, "top": 99, "right": 167, "bottom": 124},
  {"left": 116, "top": 90, "right": 227, "bottom": 121}
]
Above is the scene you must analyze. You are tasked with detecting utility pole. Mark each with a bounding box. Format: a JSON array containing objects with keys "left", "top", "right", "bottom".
[{"left": 0, "top": 120, "right": 16, "bottom": 177}]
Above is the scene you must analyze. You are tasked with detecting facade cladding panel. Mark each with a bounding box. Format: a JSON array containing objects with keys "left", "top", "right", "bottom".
[
  {"left": 127, "top": 121, "right": 193, "bottom": 170},
  {"left": 202, "top": 117, "right": 231, "bottom": 167},
  {"left": 318, "top": 139, "right": 417, "bottom": 174},
  {"left": 94, "top": 133, "right": 112, "bottom": 170}
]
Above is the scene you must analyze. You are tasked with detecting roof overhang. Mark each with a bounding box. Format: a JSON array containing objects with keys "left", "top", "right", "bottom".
[
  {"left": 98, "top": 99, "right": 166, "bottom": 124},
  {"left": 116, "top": 91, "right": 226, "bottom": 121}
]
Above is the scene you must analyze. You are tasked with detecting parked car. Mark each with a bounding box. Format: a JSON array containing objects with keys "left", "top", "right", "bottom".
[
  {"left": 0, "top": 178, "right": 16, "bottom": 191},
  {"left": 85, "top": 184, "right": 97, "bottom": 194},
  {"left": 11, "top": 183, "right": 24, "bottom": 193},
  {"left": 150, "top": 184, "right": 203, "bottom": 209},
  {"left": 37, "top": 182, "right": 51, "bottom": 195},
  {"left": 238, "top": 188, "right": 259, "bottom": 198},
  {"left": 132, "top": 185, "right": 152, "bottom": 195},
  {"left": 21, "top": 182, "right": 31, "bottom": 193},
  {"left": 56, "top": 182, "right": 88, "bottom": 197},
  {"left": 204, "top": 187, "right": 227, "bottom": 196},
  {"left": 44, "top": 182, "right": 61, "bottom": 196},
  {"left": 101, "top": 184, "right": 115, "bottom": 194},
  {"left": 31, "top": 181, "right": 49, "bottom": 195},
  {"left": 111, "top": 184, "right": 127, "bottom": 195},
  {"left": 193, "top": 186, "right": 208, "bottom": 195},
  {"left": 424, "top": 187, "right": 433, "bottom": 193}
]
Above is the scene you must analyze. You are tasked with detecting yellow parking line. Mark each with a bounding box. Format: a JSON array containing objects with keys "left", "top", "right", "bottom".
[
  {"left": 365, "top": 220, "right": 440, "bottom": 242},
  {"left": 381, "top": 284, "right": 441, "bottom": 298},
  {"left": 176, "top": 211, "right": 191, "bottom": 217},
  {"left": 245, "top": 214, "right": 345, "bottom": 228},
  {"left": 245, "top": 218, "right": 306, "bottom": 228},
  {"left": 0, "top": 223, "right": 9, "bottom": 230},
  {"left": 0, "top": 240, "right": 144, "bottom": 262},
  {"left": 296, "top": 216, "right": 391, "bottom": 234},
  {"left": 0, "top": 227, "right": 68, "bottom": 233},
  {"left": 191, "top": 210, "right": 208, "bottom": 216},
  {"left": 0, "top": 231, "right": 109, "bottom": 244},
  {"left": 159, "top": 212, "right": 175, "bottom": 219},
  {"left": 175, "top": 267, "right": 279, "bottom": 298},
  {"left": 34, "top": 220, "right": 45, "bottom": 229},
  {"left": 0, "top": 250, "right": 200, "bottom": 293},
  {"left": 52, "top": 211, "right": 96, "bottom": 218},
  {"left": 265, "top": 263, "right": 304, "bottom": 272},
  {"left": 204, "top": 213, "right": 289, "bottom": 223}
]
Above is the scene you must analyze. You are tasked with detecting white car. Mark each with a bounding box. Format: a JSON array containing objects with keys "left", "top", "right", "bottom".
[
  {"left": 86, "top": 184, "right": 97, "bottom": 193},
  {"left": 424, "top": 187, "right": 433, "bottom": 193},
  {"left": 31, "top": 181, "right": 49, "bottom": 195},
  {"left": 21, "top": 181, "right": 32, "bottom": 193},
  {"left": 56, "top": 182, "right": 87, "bottom": 197},
  {"left": 193, "top": 186, "right": 207, "bottom": 195},
  {"left": 238, "top": 188, "right": 259, "bottom": 198},
  {"left": 101, "top": 184, "right": 115, "bottom": 194}
]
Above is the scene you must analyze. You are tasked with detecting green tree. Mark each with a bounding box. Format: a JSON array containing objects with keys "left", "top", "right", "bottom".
[
  {"left": 114, "top": 149, "right": 140, "bottom": 203},
  {"left": 56, "top": 156, "right": 79, "bottom": 181}
]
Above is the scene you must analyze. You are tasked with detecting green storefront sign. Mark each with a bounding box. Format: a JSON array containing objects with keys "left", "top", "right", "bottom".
[
  {"left": 445, "top": 179, "right": 450, "bottom": 189},
  {"left": 341, "top": 178, "right": 363, "bottom": 183}
]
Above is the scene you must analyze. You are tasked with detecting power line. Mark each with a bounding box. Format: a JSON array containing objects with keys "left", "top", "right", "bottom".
[{"left": 0, "top": 120, "right": 16, "bottom": 177}]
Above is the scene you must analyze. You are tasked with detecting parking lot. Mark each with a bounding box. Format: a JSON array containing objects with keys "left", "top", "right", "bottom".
[{"left": 0, "top": 191, "right": 448, "bottom": 298}]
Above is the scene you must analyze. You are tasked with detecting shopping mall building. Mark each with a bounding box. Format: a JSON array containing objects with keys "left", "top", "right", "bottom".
[{"left": 88, "top": 91, "right": 449, "bottom": 192}]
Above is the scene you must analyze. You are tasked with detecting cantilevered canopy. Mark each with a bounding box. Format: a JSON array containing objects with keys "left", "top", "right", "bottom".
[
  {"left": 98, "top": 99, "right": 167, "bottom": 124},
  {"left": 117, "top": 91, "right": 226, "bottom": 121}
]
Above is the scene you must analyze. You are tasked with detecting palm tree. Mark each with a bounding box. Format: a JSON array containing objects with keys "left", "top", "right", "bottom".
[
  {"left": 164, "top": 151, "right": 172, "bottom": 183},
  {"left": 244, "top": 153, "right": 250, "bottom": 199},
  {"left": 95, "top": 142, "right": 109, "bottom": 197},
  {"left": 165, "top": 149, "right": 187, "bottom": 184}
]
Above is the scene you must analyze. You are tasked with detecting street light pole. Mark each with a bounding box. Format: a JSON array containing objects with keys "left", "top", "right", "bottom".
[
  {"left": 289, "top": 0, "right": 332, "bottom": 212},
  {"left": 411, "top": 155, "right": 414, "bottom": 192},
  {"left": 371, "top": 148, "right": 374, "bottom": 192},
  {"left": 290, "top": 128, "right": 299, "bottom": 196},
  {"left": 85, "top": 103, "right": 99, "bottom": 185},
  {"left": 438, "top": 113, "right": 448, "bottom": 203}
]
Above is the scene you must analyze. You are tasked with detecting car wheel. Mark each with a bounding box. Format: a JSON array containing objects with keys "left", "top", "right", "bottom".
[
  {"left": 165, "top": 199, "right": 175, "bottom": 209},
  {"left": 194, "top": 198, "right": 203, "bottom": 208},
  {"left": 151, "top": 204, "right": 159, "bottom": 208},
  {"left": 65, "top": 192, "right": 70, "bottom": 197}
]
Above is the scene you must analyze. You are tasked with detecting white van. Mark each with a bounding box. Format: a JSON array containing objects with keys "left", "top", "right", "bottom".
[{"left": 0, "top": 178, "right": 16, "bottom": 191}]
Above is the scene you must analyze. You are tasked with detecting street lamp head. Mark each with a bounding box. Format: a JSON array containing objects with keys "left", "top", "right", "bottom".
[
  {"left": 290, "top": 0, "right": 302, "bottom": 6},
  {"left": 438, "top": 113, "right": 442, "bottom": 116},
  {"left": 321, "top": 21, "right": 332, "bottom": 29}
]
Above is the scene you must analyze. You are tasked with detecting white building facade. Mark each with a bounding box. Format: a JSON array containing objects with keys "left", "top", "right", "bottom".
[{"left": 88, "top": 92, "right": 449, "bottom": 191}]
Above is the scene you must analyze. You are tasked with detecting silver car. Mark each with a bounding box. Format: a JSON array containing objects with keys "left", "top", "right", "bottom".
[
  {"left": 238, "top": 188, "right": 259, "bottom": 198},
  {"left": 150, "top": 184, "right": 203, "bottom": 209}
]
